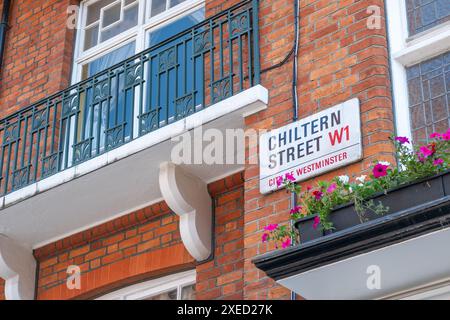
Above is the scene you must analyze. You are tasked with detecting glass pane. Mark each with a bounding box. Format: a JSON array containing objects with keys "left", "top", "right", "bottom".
[
  {"left": 84, "top": 25, "right": 99, "bottom": 50},
  {"left": 82, "top": 41, "right": 136, "bottom": 79},
  {"left": 405, "top": 0, "right": 450, "bottom": 36},
  {"left": 151, "top": 0, "right": 167, "bottom": 17},
  {"left": 149, "top": 8, "right": 204, "bottom": 46},
  {"left": 102, "top": 3, "right": 121, "bottom": 27},
  {"left": 147, "top": 8, "right": 205, "bottom": 123},
  {"left": 87, "top": 0, "right": 117, "bottom": 25},
  {"left": 170, "top": 0, "right": 186, "bottom": 8},
  {"left": 181, "top": 284, "right": 195, "bottom": 300},
  {"left": 406, "top": 52, "right": 450, "bottom": 143},
  {"left": 100, "top": 4, "right": 138, "bottom": 42},
  {"left": 145, "top": 289, "right": 177, "bottom": 300}
]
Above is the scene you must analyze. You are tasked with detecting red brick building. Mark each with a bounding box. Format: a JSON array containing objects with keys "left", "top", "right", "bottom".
[{"left": 0, "top": 0, "right": 449, "bottom": 300}]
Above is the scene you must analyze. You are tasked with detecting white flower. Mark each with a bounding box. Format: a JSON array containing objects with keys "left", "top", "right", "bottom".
[
  {"left": 338, "top": 175, "right": 349, "bottom": 184},
  {"left": 349, "top": 187, "right": 353, "bottom": 193},
  {"left": 355, "top": 175, "right": 367, "bottom": 183},
  {"left": 358, "top": 183, "right": 364, "bottom": 187},
  {"left": 379, "top": 161, "right": 391, "bottom": 166}
]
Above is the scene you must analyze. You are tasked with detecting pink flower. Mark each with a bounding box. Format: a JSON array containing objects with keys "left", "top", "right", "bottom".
[
  {"left": 327, "top": 183, "right": 337, "bottom": 193},
  {"left": 433, "top": 158, "right": 444, "bottom": 166},
  {"left": 285, "top": 173, "right": 295, "bottom": 182},
  {"left": 313, "top": 216, "right": 321, "bottom": 229},
  {"left": 373, "top": 163, "right": 389, "bottom": 179},
  {"left": 395, "top": 136, "right": 410, "bottom": 144},
  {"left": 306, "top": 185, "right": 312, "bottom": 191},
  {"left": 264, "top": 224, "right": 278, "bottom": 232},
  {"left": 261, "top": 233, "right": 269, "bottom": 242},
  {"left": 290, "top": 206, "right": 302, "bottom": 215},
  {"left": 442, "top": 133, "right": 450, "bottom": 141},
  {"left": 312, "top": 190, "right": 323, "bottom": 200},
  {"left": 420, "top": 146, "right": 434, "bottom": 158},
  {"left": 275, "top": 176, "right": 283, "bottom": 187},
  {"left": 281, "top": 238, "right": 291, "bottom": 249},
  {"left": 430, "top": 132, "right": 441, "bottom": 139}
]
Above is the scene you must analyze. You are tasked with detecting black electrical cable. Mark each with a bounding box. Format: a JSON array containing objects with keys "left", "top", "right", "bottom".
[{"left": 0, "top": 0, "right": 12, "bottom": 70}]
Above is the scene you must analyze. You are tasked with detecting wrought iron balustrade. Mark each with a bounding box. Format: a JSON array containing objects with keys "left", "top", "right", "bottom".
[{"left": 0, "top": 0, "right": 260, "bottom": 196}]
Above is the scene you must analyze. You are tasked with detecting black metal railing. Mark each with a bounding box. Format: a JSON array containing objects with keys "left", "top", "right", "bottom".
[{"left": 0, "top": 0, "right": 260, "bottom": 196}]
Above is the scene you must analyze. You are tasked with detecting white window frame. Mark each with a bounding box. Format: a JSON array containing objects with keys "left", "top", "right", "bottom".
[
  {"left": 382, "top": 278, "right": 450, "bottom": 300},
  {"left": 97, "top": 269, "right": 196, "bottom": 300},
  {"left": 72, "top": 0, "right": 205, "bottom": 85},
  {"left": 386, "top": 0, "right": 450, "bottom": 142}
]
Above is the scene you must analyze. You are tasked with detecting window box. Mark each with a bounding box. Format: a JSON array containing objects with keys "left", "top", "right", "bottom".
[{"left": 294, "top": 170, "right": 450, "bottom": 243}]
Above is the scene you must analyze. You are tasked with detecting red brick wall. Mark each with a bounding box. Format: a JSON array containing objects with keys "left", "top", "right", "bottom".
[
  {"left": 241, "top": 0, "right": 395, "bottom": 299},
  {"left": 0, "top": 0, "right": 77, "bottom": 115},
  {"left": 0, "top": 278, "right": 4, "bottom": 300},
  {"left": 196, "top": 172, "right": 245, "bottom": 300},
  {"left": 34, "top": 201, "right": 195, "bottom": 300}
]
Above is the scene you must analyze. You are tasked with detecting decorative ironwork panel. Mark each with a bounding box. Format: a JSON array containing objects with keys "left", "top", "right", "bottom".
[
  {"left": 32, "top": 108, "right": 49, "bottom": 132},
  {"left": 193, "top": 29, "right": 212, "bottom": 56},
  {"left": 139, "top": 108, "right": 160, "bottom": 136},
  {"left": 158, "top": 47, "right": 178, "bottom": 73},
  {"left": 211, "top": 75, "right": 233, "bottom": 104},
  {"left": 125, "top": 62, "right": 144, "bottom": 88},
  {"left": 73, "top": 138, "right": 93, "bottom": 164},
  {"left": 175, "top": 93, "right": 196, "bottom": 120},
  {"left": 105, "top": 124, "right": 126, "bottom": 150},
  {"left": 92, "top": 79, "right": 110, "bottom": 103},
  {"left": 42, "top": 153, "right": 59, "bottom": 178},
  {"left": 11, "top": 166, "right": 30, "bottom": 191},
  {"left": 62, "top": 93, "right": 79, "bottom": 117},
  {"left": 2, "top": 122, "right": 20, "bottom": 146},
  {"left": 230, "top": 11, "right": 250, "bottom": 38}
]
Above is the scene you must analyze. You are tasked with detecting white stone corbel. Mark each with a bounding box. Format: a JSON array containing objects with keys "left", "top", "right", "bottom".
[
  {"left": 0, "top": 235, "right": 36, "bottom": 300},
  {"left": 159, "top": 162, "right": 212, "bottom": 261}
]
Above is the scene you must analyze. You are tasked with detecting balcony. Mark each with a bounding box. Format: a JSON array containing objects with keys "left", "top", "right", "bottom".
[{"left": 0, "top": 0, "right": 267, "bottom": 251}]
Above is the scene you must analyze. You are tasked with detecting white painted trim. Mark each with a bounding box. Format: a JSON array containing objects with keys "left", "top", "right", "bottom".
[
  {"left": 386, "top": 0, "right": 450, "bottom": 140},
  {"left": 159, "top": 162, "right": 212, "bottom": 261},
  {"left": 97, "top": 269, "right": 196, "bottom": 300},
  {"left": 0, "top": 235, "right": 36, "bottom": 300}
]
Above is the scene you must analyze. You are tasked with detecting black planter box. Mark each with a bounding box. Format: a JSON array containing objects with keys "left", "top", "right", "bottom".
[{"left": 294, "top": 171, "right": 450, "bottom": 243}]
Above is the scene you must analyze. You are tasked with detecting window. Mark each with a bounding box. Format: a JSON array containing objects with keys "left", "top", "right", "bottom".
[
  {"left": 68, "top": 0, "right": 204, "bottom": 162},
  {"left": 74, "top": 0, "right": 205, "bottom": 81},
  {"left": 405, "top": 0, "right": 450, "bottom": 36},
  {"left": 97, "top": 270, "right": 196, "bottom": 300},
  {"left": 406, "top": 52, "right": 450, "bottom": 142},
  {"left": 386, "top": 0, "right": 450, "bottom": 143}
]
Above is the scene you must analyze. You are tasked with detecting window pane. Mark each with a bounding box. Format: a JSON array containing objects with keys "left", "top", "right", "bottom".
[
  {"left": 84, "top": 25, "right": 99, "bottom": 50},
  {"left": 406, "top": 0, "right": 450, "bottom": 36},
  {"left": 100, "top": 4, "right": 138, "bottom": 42},
  {"left": 181, "top": 284, "right": 195, "bottom": 300},
  {"left": 87, "top": 0, "right": 117, "bottom": 25},
  {"left": 102, "top": 3, "right": 121, "bottom": 27},
  {"left": 149, "top": 8, "right": 204, "bottom": 46},
  {"left": 145, "top": 289, "right": 177, "bottom": 300},
  {"left": 151, "top": 0, "right": 167, "bottom": 17},
  {"left": 406, "top": 52, "right": 450, "bottom": 143},
  {"left": 82, "top": 41, "right": 136, "bottom": 79}
]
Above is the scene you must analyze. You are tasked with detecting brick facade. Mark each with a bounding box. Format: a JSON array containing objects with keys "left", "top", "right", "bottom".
[
  {"left": 0, "top": 0, "right": 77, "bottom": 116},
  {"left": 0, "top": 0, "right": 396, "bottom": 300},
  {"left": 34, "top": 201, "right": 195, "bottom": 300}
]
